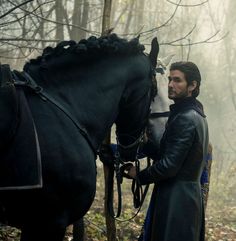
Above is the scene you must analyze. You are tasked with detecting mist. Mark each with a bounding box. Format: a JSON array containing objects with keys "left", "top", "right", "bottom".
[{"left": 0, "top": 0, "right": 235, "bottom": 240}]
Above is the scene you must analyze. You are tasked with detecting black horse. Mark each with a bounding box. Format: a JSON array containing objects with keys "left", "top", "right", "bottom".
[{"left": 0, "top": 34, "right": 158, "bottom": 241}]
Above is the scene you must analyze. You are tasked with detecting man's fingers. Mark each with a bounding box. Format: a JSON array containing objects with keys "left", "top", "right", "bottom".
[{"left": 120, "top": 163, "right": 134, "bottom": 179}]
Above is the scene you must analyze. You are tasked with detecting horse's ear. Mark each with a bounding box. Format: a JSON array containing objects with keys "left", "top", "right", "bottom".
[{"left": 149, "top": 37, "right": 159, "bottom": 68}]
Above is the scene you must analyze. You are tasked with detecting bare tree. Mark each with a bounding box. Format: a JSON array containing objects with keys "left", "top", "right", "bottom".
[
  {"left": 222, "top": 0, "right": 236, "bottom": 110},
  {"left": 55, "top": 0, "right": 64, "bottom": 40},
  {"left": 69, "top": 0, "right": 89, "bottom": 41}
]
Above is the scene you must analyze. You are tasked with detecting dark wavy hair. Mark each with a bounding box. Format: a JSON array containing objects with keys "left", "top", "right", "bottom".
[{"left": 170, "top": 61, "right": 201, "bottom": 97}]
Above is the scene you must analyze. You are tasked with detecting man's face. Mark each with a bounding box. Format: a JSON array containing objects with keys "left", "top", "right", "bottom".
[{"left": 168, "top": 70, "right": 193, "bottom": 100}]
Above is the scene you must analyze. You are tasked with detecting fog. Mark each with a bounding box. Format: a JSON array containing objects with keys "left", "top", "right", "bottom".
[
  {"left": 0, "top": 0, "right": 235, "bottom": 231},
  {"left": 150, "top": 0, "right": 235, "bottom": 206},
  {"left": 110, "top": 0, "right": 236, "bottom": 207}
]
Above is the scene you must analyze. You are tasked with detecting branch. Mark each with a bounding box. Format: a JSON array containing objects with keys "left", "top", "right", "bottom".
[
  {"left": 0, "top": 40, "right": 42, "bottom": 59},
  {"left": 166, "top": 0, "right": 209, "bottom": 7},
  {"left": 161, "top": 30, "right": 229, "bottom": 46},
  {"left": 112, "top": 2, "right": 130, "bottom": 29},
  {"left": 0, "top": 38, "right": 60, "bottom": 43},
  {"left": 204, "top": 31, "right": 229, "bottom": 43},
  {"left": 7, "top": 0, "right": 100, "bottom": 35},
  {"left": 121, "top": 0, "right": 183, "bottom": 37},
  {"left": 186, "top": 39, "right": 191, "bottom": 61},
  {"left": 164, "top": 24, "right": 197, "bottom": 44},
  {"left": 0, "top": 0, "right": 55, "bottom": 27},
  {"left": 137, "top": 0, "right": 208, "bottom": 38},
  {"left": 0, "top": 0, "right": 33, "bottom": 20}
]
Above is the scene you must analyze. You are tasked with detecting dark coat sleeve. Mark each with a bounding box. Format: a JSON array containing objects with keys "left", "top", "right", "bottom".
[{"left": 138, "top": 114, "right": 196, "bottom": 185}]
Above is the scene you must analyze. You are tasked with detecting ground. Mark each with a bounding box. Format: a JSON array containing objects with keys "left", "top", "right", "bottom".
[{"left": 0, "top": 165, "right": 235, "bottom": 241}]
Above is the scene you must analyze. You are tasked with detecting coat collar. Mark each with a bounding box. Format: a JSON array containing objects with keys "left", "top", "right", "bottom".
[{"left": 169, "top": 97, "right": 206, "bottom": 117}]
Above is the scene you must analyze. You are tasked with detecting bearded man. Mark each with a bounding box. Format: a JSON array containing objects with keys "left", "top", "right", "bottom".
[{"left": 126, "top": 61, "right": 209, "bottom": 241}]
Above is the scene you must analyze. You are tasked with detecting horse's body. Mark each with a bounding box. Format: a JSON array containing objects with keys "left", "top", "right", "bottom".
[{"left": 0, "top": 34, "right": 157, "bottom": 241}]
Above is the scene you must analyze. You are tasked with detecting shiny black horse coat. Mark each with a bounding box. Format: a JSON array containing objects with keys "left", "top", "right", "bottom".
[{"left": 0, "top": 34, "right": 157, "bottom": 241}]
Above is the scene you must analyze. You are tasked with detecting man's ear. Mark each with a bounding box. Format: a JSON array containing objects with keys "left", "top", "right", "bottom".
[{"left": 189, "top": 80, "right": 197, "bottom": 92}]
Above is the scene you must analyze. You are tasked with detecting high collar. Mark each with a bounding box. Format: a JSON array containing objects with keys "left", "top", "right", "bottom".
[{"left": 169, "top": 97, "right": 206, "bottom": 117}]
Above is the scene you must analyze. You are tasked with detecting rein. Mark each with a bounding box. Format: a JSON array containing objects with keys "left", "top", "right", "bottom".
[
  {"left": 107, "top": 137, "right": 150, "bottom": 221},
  {"left": 106, "top": 64, "right": 158, "bottom": 221},
  {"left": 107, "top": 113, "right": 169, "bottom": 221},
  {"left": 12, "top": 71, "right": 97, "bottom": 158}
]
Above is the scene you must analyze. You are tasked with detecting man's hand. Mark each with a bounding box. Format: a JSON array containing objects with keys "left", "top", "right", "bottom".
[{"left": 123, "top": 164, "right": 137, "bottom": 179}]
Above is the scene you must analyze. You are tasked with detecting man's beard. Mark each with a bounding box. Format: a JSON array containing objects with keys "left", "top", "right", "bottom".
[{"left": 168, "top": 88, "right": 189, "bottom": 100}]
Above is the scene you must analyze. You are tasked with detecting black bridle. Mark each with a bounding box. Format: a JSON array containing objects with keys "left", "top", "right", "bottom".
[
  {"left": 106, "top": 137, "right": 151, "bottom": 221},
  {"left": 107, "top": 71, "right": 156, "bottom": 220},
  {"left": 106, "top": 64, "right": 166, "bottom": 221},
  {"left": 105, "top": 61, "right": 161, "bottom": 221}
]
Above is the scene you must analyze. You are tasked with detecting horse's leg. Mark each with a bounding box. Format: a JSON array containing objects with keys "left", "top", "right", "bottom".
[
  {"left": 20, "top": 222, "right": 67, "bottom": 241},
  {"left": 72, "top": 218, "right": 85, "bottom": 241}
]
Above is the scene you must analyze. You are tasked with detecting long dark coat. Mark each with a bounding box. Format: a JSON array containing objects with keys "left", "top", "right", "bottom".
[{"left": 138, "top": 97, "right": 209, "bottom": 241}]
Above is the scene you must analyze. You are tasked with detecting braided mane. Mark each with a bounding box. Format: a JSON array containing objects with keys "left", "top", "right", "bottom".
[{"left": 23, "top": 34, "right": 145, "bottom": 71}]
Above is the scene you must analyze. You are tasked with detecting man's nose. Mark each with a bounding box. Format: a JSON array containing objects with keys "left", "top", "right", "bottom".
[{"left": 168, "top": 80, "right": 173, "bottom": 87}]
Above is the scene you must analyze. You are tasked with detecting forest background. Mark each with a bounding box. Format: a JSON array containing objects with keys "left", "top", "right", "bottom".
[{"left": 0, "top": 0, "right": 235, "bottom": 240}]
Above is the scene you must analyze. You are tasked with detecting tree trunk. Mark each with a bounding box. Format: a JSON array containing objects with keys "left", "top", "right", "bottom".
[
  {"left": 136, "top": 0, "right": 145, "bottom": 31},
  {"left": 102, "top": 0, "right": 113, "bottom": 35},
  {"left": 102, "top": 2, "right": 117, "bottom": 240},
  {"left": 55, "top": 0, "right": 64, "bottom": 40},
  {"left": 79, "top": 0, "right": 89, "bottom": 40},
  {"left": 70, "top": 0, "right": 82, "bottom": 40},
  {"left": 223, "top": 0, "right": 236, "bottom": 110},
  {"left": 124, "top": 0, "right": 136, "bottom": 34},
  {"left": 72, "top": 219, "right": 85, "bottom": 241},
  {"left": 70, "top": 0, "right": 89, "bottom": 41}
]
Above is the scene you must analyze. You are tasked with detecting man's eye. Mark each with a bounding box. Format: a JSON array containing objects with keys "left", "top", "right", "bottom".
[{"left": 173, "top": 78, "right": 181, "bottom": 82}]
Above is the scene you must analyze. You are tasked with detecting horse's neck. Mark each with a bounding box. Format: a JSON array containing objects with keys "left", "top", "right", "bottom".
[
  {"left": 29, "top": 55, "right": 149, "bottom": 150},
  {"left": 48, "top": 64, "right": 127, "bottom": 149}
]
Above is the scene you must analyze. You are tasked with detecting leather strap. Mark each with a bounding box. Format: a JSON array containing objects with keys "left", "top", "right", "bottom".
[
  {"left": 14, "top": 71, "right": 97, "bottom": 158},
  {"left": 150, "top": 111, "right": 170, "bottom": 118},
  {"left": 108, "top": 155, "right": 150, "bottom": 221}
]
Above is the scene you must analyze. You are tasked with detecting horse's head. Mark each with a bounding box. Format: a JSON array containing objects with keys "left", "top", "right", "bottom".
[{"left": 115, "top": 37, "right": 159, "bottom": 162}]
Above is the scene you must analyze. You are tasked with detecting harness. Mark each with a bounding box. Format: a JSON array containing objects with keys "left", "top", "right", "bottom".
[
  {"left": 102, "top": 138, "right": 151, "bottom": 221},
  {"left": 105, "top": 66, "right": 157, "bottom": 220},
  {"left": 105, "top": 65, "right": 168, "bottom": 220},
  {"left": 12, "top": 70, "right": 97, "bottom": 158},
  {"left": 0, "top": 65, "right": 42, "bottom": 190}
]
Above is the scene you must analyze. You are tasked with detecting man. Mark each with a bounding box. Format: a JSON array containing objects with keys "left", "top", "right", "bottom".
[{"left": 126, "top": 61, "right": 209, "bottom": 241}]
